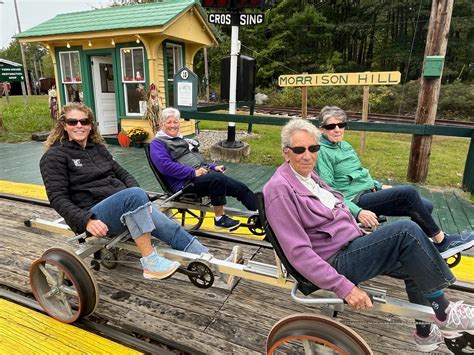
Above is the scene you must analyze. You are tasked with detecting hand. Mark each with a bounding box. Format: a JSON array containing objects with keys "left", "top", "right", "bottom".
[
  {"left": 215, "top": 165, "right": 225, "bottom": 173},
  {"left": 195, "top": 167, "right": 208, "bottom": 177},
  {"left": 357, "top": 209, "right": 379, "bottom": 228},
  {"left": 344, "top": 286, "right": 373, "bottom": 310},
  {"left": 86, "top": 218, "right": 109, "bottom": 237},
  {"left": 381, "top": 184, "right": 392, "bottom": 190}
]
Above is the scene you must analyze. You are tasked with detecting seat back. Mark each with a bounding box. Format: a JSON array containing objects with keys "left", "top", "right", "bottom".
[
  {"left": 144, "top": 143, "right": 175, "bottom": 195},
  {"left": 256, "top": 192, "right": 319, "bottom": 296}
]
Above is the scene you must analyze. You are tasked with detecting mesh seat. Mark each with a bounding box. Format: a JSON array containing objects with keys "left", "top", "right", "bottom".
[{"left": 256, "top": 192, "right": 319, "bottom": 296}]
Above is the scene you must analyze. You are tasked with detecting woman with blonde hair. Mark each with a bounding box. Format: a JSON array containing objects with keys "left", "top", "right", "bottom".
[{"left": 40, "top": 102, "right": 210, "bottom": 280}]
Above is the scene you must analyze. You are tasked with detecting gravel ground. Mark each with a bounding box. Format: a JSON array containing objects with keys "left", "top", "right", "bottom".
[{"left": 194, "top": 129, "right": 258, "bottom": 152}]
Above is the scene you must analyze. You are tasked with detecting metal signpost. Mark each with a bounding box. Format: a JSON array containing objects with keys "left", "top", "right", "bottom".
[{"left": 202, "top": 0, "right": 270, "bottom": 148}]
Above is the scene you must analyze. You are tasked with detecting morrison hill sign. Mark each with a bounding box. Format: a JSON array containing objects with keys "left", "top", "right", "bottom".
[{"left": 278, "top": 71, "right": 401, "bottom": 87}]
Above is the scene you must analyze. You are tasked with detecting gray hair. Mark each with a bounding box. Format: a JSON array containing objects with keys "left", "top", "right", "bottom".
[
  {"left": 319, "top": 106, "right": 347, "bottom": 126},
  {"left": 160, "top": 107, "right": 181, "bottom": 123},
  {"left": 281, "top": 119, "right": 321, "bottom": 149}
]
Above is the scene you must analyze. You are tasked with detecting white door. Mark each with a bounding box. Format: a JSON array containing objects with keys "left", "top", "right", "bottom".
[{"left": 92, "top": 56, "right": 117, "bottom": 135}]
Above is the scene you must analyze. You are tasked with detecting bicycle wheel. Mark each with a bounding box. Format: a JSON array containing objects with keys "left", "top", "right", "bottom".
[{"left": 267, "top": 314, "right": 372, "bottom": 355}]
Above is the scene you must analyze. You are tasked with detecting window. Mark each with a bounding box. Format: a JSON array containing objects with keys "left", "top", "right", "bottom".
[
  {"left": 166, "top": 43, "right": 183, "bottom": 106},
  {"left": 59, "top": 51, "right": 83, "bottom": 103},
  {"left": 121, "top": 47, "right": 146, "bottom": 115}
]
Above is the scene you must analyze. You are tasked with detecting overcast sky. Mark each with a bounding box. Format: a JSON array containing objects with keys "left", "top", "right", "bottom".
[{"left": 1, "top": 0, "right": 114, "bottom": 49}]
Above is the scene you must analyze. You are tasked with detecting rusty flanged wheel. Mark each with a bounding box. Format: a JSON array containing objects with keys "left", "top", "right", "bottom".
[
  {"left": 266, "top": 314, "right": 372, "bottom": 355},
  {"left": 445, "top": 252, "right": 462, "bottom": 268},
  {"left": 187, "top": 261, "right": 214, "bottom": 289},
  {"left": 162, "top": 207, "right": 205, "bottom": 231},
  {"left": 29, "top": 247, "right": 99, "bottom": 323}
]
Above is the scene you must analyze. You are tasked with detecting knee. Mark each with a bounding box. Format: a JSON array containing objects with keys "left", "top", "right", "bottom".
[
  {"left": 125, "top": 187, "right": 149, "bottom": 206},
  {"left": 399, "top": 220, "right": 426, "bottom": 242}
]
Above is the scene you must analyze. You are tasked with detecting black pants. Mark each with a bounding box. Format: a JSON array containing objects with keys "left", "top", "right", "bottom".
[{"left": 187, "top": 170, "right": 257, "bottom": 211}]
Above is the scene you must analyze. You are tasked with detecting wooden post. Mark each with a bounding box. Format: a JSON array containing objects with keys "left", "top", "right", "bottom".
[
  {"left": 407, "top": 0, "right": 454, "bottom": 182},
  {"left": 359, "top": 86, "right": 369, "bottom": 155},
  {"left": 301, "top": 72, "right": 308, "bottom": 119}
]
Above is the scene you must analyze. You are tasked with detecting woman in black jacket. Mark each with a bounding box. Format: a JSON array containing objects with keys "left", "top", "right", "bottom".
[{"left": 40, "top": 102, "right": 212, "bottom": 280}]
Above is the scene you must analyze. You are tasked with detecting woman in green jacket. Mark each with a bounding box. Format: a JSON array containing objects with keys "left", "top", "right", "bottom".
[{"left": 315, "top": 105, "right": 474, "bottom": 259}]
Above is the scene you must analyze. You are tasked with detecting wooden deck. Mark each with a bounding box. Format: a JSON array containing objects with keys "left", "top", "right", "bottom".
[
  {"left": 1, "top": 141, "right": 474, "bottom": 353},
  {"left": 1, "top": 197, "right": 473, "bottom": 354}
]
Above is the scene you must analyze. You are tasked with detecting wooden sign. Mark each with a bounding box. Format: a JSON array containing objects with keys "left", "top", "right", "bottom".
[{"left": 278, "top": 71, "right": 401, "bottom": 87}]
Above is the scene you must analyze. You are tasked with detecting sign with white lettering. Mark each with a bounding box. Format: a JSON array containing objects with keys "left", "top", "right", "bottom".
[
  {"left": 0, "top": 63, "right": 24, "bottom": 82},
  {"left": 278, "top": 71, "right": 401, "bottom": 87},
  {"left": 207, "top": 13, "right": 264, "bottom": 26}
]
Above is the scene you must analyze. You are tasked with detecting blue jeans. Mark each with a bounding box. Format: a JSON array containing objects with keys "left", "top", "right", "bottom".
[
  {"left": 330, "top": 220, "right": 455, "bottom": 306},
  {"left": 189, "top": 170, "right": 257, "bottom": 211},
  {"left": 357, "top": 185, "right": 440, "bottom": 238},
  {"left": 90, "top": 187, "right": 207, "bottom": 253}
]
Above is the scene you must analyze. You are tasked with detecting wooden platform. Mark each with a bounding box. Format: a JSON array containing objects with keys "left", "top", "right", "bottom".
[{"left": 1, "top": 197, "right": 473, "bottom": 354}]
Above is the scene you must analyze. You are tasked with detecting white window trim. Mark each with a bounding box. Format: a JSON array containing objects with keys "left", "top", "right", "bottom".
[
  {"left": 166, "top": 43, "right": 183, "bottom": 83},
  {"left": 59, "top": 51, "right": 82, "bottom": 84},
  {"left": 121, "top": 47, "right": 145, "bottom": 116}
]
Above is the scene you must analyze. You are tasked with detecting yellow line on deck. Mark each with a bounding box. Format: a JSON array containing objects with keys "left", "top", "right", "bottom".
[
  {"left": 0, "top": 299, "right": 142, "bottom": 354},
  {"left": 1, "top": 180, "right": 472, "bottom": 283}
]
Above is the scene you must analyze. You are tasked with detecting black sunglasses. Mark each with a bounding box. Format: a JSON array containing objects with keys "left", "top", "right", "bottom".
[
  {"left": 322, "top": 122, "right": 347, "bottom": 130},
  {"left": 65, "top": 118, "right": 92, "bottom": 126},
  {"left": 286, "top": 145, "right": 320, "bottom": 154}
]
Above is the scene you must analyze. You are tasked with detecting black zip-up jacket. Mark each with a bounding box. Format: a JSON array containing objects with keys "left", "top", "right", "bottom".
[{"left": 40, "top": 140, "right": 139, "bottom": 233}]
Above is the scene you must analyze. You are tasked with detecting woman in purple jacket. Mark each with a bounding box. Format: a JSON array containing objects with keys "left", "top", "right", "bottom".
[
  {"left": 263, "top": 118, "right": 474, "bottom": 353},
  {"left": 150, "top": 107, "right": 257, "bottom": 231}
]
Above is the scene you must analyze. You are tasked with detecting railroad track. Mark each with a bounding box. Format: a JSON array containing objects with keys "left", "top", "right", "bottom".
[{"left": 242, "top": 105, "right": 474, "bottom": 127}]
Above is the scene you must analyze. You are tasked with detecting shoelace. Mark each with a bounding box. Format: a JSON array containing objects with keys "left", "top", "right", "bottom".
[{"left": 445, "top": 301, "right": 474, "bottom": 328}]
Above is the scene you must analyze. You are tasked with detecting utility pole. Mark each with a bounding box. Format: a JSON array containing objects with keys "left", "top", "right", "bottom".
[
  {"left": 14, "top": 0, "right": 32, "bottom": 96},
  {"left": 407, "top": 0, "right": 454, "bottom": 182}
]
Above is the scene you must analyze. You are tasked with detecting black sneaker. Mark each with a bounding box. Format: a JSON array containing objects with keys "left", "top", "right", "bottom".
[{"left": 215, "top": 215, "right": 241, "bottom": 231}]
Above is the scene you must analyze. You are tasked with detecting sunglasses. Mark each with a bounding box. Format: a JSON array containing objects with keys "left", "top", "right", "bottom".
[
  {"left": 322, "top": 122, "right": 347, "bottom": 130},
  {"left": 65, "top": 118, "right": 92, "bottom": 126},
  {"left": 286, "top": 145, "right": 320, "bottom": 154}
]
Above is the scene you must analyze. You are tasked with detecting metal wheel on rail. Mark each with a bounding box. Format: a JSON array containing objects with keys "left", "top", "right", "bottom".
[
  {"left": 29, "top": 247, "right": 99, "bottom": 323},
  {"left": 266, "top": 314, "right": 372, "bottom": 355},
  {"left": 162, "top": 207, "right": 205, "bottom": 231}
]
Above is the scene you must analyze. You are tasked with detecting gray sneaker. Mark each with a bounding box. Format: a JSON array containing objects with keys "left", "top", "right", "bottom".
[
  {"left": 221, "top": 245, "right": 244, "bottom": 287},
  {"left": 435, "top": 301, "right": 474, "bottom": 337},
  {"left": 414, "top": 324, "right": 444, "bottom": 352}
]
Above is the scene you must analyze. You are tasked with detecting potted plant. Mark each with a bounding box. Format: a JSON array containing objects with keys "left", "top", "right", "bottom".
[{"left": 126, "top": 127, "right": 148, "bottom": 148}]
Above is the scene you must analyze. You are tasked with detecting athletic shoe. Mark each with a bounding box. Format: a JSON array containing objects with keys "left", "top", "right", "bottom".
[
  {"left": 435, "top": 301, "right": 474, "bottom": 336},
  {"left": 436, "top": 232, "right": 474, "bottom": 259},
  {"left": 221, "top": 245, "right": 244, "bottom": 287},
  {"left": 140, "top": 251, "right": 180, "bottom": 280},
  {"left": 414, "top": 324, "right": 444, "bottom": 352},
  {"left": 215, "top": 215, "right": 241, "bottom": 231}
]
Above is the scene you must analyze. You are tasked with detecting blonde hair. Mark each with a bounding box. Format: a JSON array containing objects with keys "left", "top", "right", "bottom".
[{"left": 44, "top": 102, "right": 104, "bottom": 150}]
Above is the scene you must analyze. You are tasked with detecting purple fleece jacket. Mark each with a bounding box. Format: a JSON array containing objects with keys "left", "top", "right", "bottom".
[
  {"left": 263, "top": 162, "right": 364, "bottom": 299},
  {"left": 150, "top": 136, "right": 216, "bottom": 192}
]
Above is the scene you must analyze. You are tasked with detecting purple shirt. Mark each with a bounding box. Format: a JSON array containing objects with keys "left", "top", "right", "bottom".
[
  {"left": 150, "top": 135, "right": 216, "bottom": 192},
  {"left": 263, "top": 162, "right": 364, "bottom": 299}
]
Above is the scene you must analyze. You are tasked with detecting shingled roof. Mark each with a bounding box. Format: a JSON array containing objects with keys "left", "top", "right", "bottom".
[{"left": 16, "top": 0, "right": 199, "bottom": 39}]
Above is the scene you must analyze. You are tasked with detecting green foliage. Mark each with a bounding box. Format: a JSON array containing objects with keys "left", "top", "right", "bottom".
[{"left": 0, "top": 96, "right": 52, "bottom": 142}]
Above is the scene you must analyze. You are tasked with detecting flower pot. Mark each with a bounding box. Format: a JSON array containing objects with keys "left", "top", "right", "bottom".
[{"left": 131, "top": 142, "right": 144, "bottom": 148}]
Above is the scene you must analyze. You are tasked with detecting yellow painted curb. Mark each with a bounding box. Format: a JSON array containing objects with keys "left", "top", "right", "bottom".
[{"left": 0, "top": 180, "right": 47, "bottom": 200}]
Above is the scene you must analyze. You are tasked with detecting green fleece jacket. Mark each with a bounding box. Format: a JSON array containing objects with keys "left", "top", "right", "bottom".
[{"left": 315, "top": 135, "right": 382, "bottom": 217}]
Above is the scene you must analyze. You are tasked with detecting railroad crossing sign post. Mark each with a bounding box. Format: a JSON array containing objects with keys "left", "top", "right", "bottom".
[
  {"left": 202, "top": 0, "right": 271, "bottom": 151},
  {"left": 278, "top": 71, "right": 401, "bottom": 155}
]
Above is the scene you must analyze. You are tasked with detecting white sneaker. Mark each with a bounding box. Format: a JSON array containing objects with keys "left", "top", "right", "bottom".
[
  {"left": 221, "top": 246, "right": 243, "bottom": 287},
  {"left": 435, "top": 301, "right": 474, "bottom": 336}
]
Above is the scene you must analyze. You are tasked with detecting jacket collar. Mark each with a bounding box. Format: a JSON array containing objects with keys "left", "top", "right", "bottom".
[
  {"left": 320, "top": 134, "right": 340, "bottom": 148},
  {"left": 61, "top": 139, "right": 94, "bottom": 150}
]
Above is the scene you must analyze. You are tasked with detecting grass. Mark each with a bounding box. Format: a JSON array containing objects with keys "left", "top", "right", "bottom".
[
  {"left": 0, "top": 95, "right": 52, "bottom": 142},
  {"left": 199, "top": 119, "right": 471, "bottom": 188}
]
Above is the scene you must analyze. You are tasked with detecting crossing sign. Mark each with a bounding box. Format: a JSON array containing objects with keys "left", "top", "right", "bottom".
[{"left": 0, "top": 62, "right": 24, "bottom": 82}]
